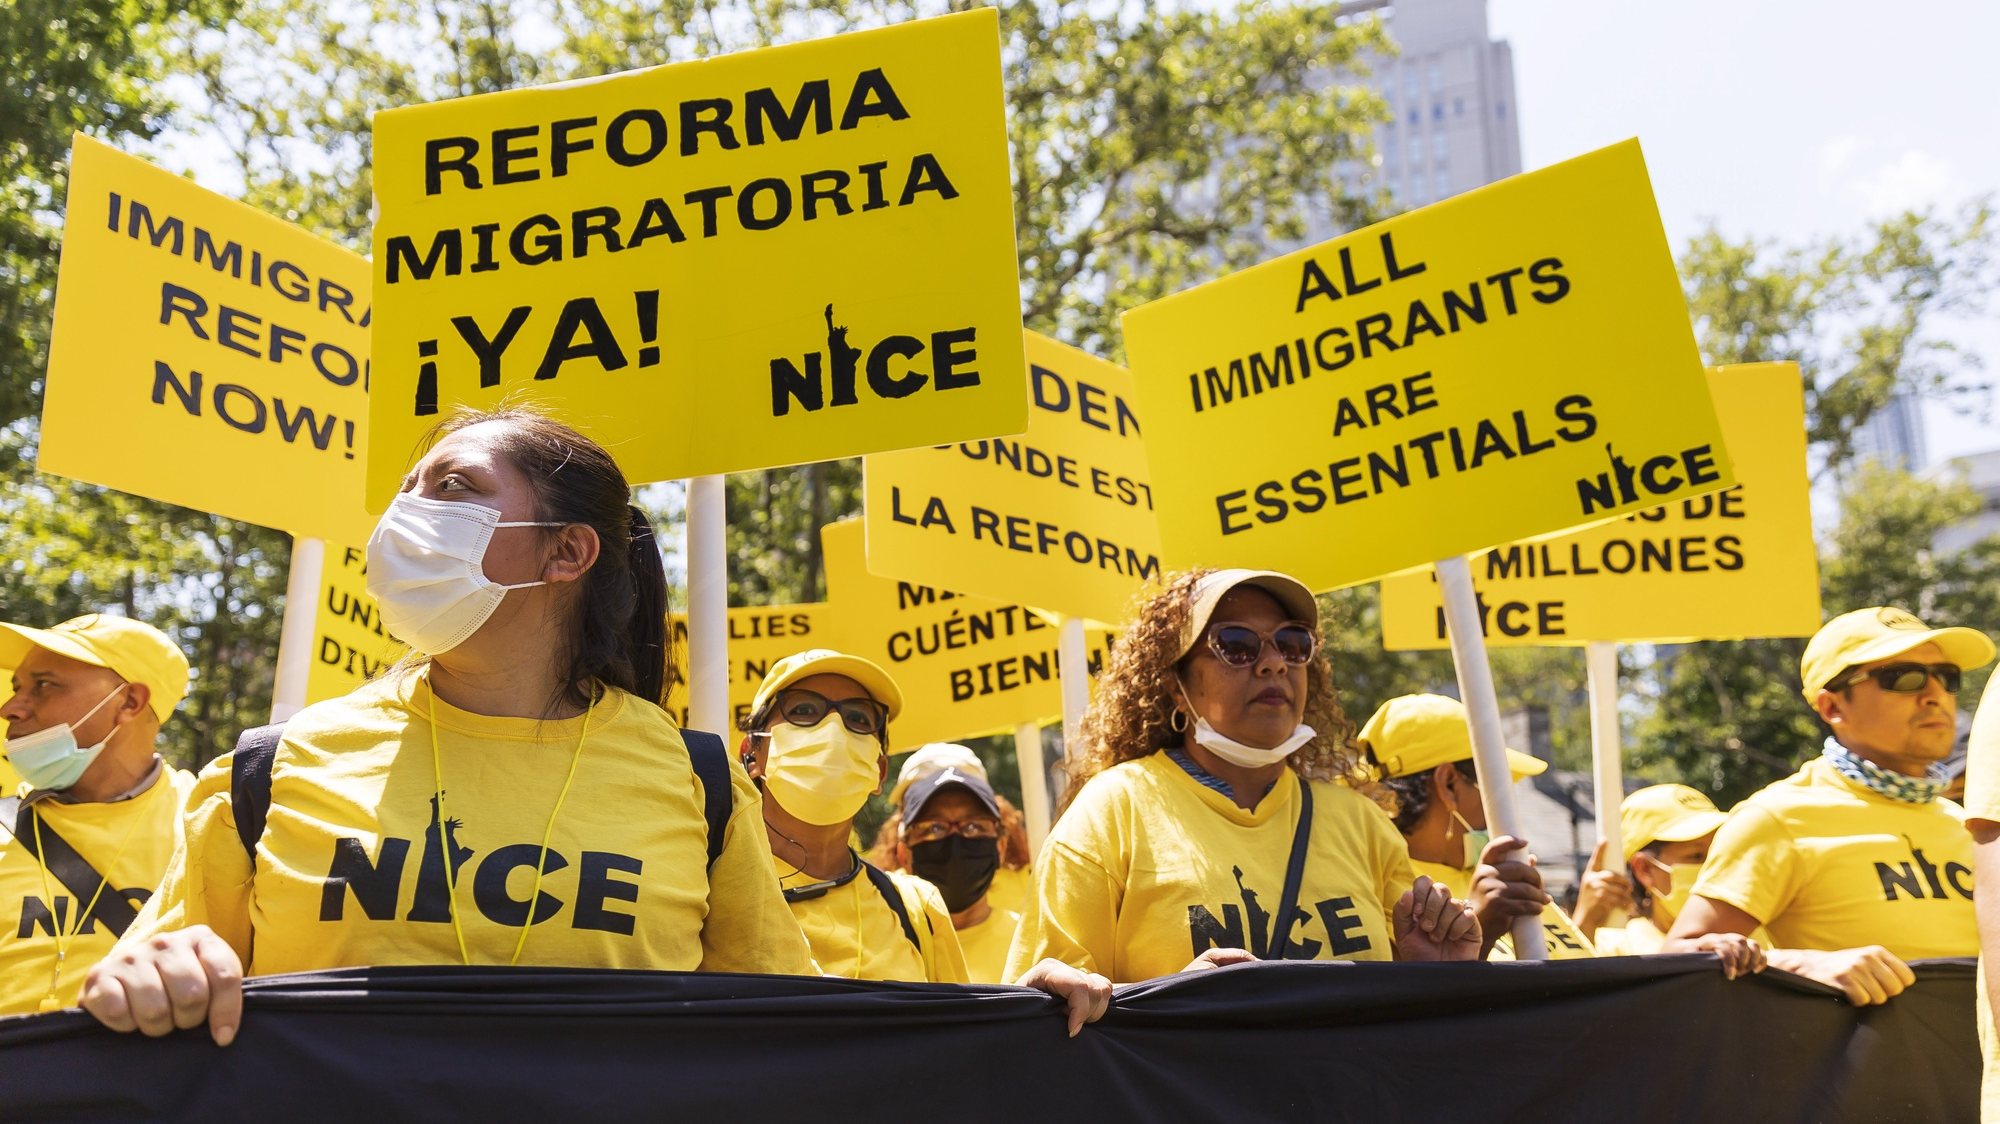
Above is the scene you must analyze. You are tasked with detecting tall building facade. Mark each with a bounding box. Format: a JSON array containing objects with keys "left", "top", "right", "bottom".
[{"left": 1852, "top": 392, "right": 1929, "bottom": 472}]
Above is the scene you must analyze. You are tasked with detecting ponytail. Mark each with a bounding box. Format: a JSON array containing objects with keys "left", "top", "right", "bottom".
[{"left": 625, "top": 504, "right": 671, "bottom": 706}]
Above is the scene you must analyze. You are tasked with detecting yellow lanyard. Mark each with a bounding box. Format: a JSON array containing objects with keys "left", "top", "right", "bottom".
[
  {"left": 427, "top": 688, "right": 591, "bottom": 967},
  {"left": 31, "top": 805, "right": 146, "bottom": 1012}
]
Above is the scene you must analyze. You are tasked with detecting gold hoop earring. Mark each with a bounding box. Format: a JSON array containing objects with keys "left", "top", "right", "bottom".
[{"left": 1169, "top": 710, "right": 1189, "bottom": 733}]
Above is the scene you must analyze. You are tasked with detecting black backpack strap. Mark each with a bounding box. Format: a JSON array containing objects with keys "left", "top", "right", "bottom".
[
  {"left": 1270, "top": 779, "right": 1315, "bottom": 960},
  {"left": 9, "top": 796, "right": 140, "bottom": 936},
  {"left": 230, "top": 723, "right": 285, "bottom": 862},
  {"left": 681, "top": 729, "right": 733, "bottom": 870},
  {"left": 862, "top": 861, "right": 923, "bottom": 951}
]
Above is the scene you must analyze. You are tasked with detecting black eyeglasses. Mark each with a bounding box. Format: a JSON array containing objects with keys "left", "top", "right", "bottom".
[
  {"left": 1831, "top": 662, "right": 1962, "bottom": 694},
  {"left": 771, "top": 688, "right": 888, "bottom": 737},
  {"left": 1204, "top": 622, "right": 1320, "bottom": 668}
]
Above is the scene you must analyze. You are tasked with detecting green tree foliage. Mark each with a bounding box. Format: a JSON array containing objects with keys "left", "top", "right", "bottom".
[{"left": 1632, "top": 204, "right": 2000, "bottom": 804}]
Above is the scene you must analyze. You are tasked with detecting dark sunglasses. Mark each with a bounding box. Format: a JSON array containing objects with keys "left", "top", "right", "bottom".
[
  {"left": 772, "top": 688, "right": 888, "bottom": 737},
  {"left": 1204, "top": 622, "right": 1320, "bottom": 668},
  {"left": 1831, "top": 662, "right": 1962, "bottom": 695}
]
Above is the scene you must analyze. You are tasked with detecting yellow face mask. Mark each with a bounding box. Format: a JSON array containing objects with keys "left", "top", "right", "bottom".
[
  {"left": 1647, "top": 858, "right": 1704, "bottom": 922},
  {"left": 763, "top": 716, "right": 882, "bottom": 826}
]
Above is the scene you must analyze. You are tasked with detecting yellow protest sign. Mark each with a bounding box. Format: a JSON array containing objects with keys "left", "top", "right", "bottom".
[
  {"left": 662, "top": 604, "right": 844, "bottom": 731},
  {"left": 821, "top": 519, "right": 1112, "bottom": 746},
  {"left": 1121, "top": 139, "right": 1732, "bottom": 592},
  {"left": 1379, "top": 363, "right": 1819, "bottom": 647},
  {"left": 863, "top": 331, "right": 1160, "bottom": 624},
  {"left": 41, "top": 135, "right": 377, "bottom": 543},
  {"left": 368, "top": 10, "right": 1024, "bottom": 509},
  {"left": 304, "top": 543, "right": 410, "bottom": 704}
]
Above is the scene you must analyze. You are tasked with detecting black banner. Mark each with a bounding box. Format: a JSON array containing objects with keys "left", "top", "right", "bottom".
[{"left": 0, "top": 956, "right": 1976, "bottom": 1122}]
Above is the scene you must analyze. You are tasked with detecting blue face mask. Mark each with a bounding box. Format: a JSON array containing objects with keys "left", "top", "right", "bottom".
[{"left": 4, "top": 684, "right": 126, "bottom": 792}]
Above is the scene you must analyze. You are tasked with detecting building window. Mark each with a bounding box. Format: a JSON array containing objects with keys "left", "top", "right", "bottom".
[
  {"left": 1436, "top": 171, "right": 1450, "bottom": 198},
  {"left": 1431, "top": 103, "right": 1443, "bottom": 122},
  {"left": 1497, "top": 101, "right": 1507, "bottom": 119},
  {"left": 1381, "top": 135, "right": 1398, "bottom": 164},
  {"left": 1454, "top": 98, "right": 1465, "bottom": 116},
  {"left": 1403, "top": 70, "right": 1420, "bottom": 99},
  {"left": 1409, "top": 108, "right": 1420, "bottom": 125},
  {"left": 1432, "top": 133, "right": 1447, "bottom": 160},
  {"left": 1428, "top": 65, "right": 1441, "bottom": 93}
]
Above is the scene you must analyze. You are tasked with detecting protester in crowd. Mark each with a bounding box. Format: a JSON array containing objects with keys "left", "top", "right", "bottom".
[
  {"left": 1359, "top": 693, "right": 1607, "bottom": 964},
  {"left": 1668, "top": 607, "right": 1996, "bottom": 1005},
  {"left": 877, "top": 742, "right": 1033, "bottom": 917},
  {"left": 740, "top": 650, "right": 970, "bottom": 983},
  {"left": 1005, "top": 569, "right": 1479, "bottom": 983},
  {"left": 1962, "top": 674, "right": 2000, "bottom": 1119},
  {"left": 1588, "top": 784, "right": 1734, "bottom": 956},
  {"left": 0, "top": 615, "right": 194, "bottom": 1014},
  {"left": 80, "top": 407, "right": 828, "bottom": 1044},
  {"left": 872, "top": 756, "right": 1027, "bottom": 982}
]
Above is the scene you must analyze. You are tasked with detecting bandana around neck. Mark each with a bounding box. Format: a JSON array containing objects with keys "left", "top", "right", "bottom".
[{"left": 1822, "top": 738, "right": 1947, "bottom": 805}]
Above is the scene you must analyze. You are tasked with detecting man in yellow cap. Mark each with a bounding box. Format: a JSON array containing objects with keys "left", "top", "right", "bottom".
[
  {"left": 1668, "top": 606, "right": 1997, "bottom": 1004},
  {"left": 1356, "top": 693, "right": 1597, "bottom": 961},
  {"left": 738, "top": 648, "right": 971, "bottom": 984},
  {"left": 0, "top": 613, "right": 195, "bottom": 1013}
]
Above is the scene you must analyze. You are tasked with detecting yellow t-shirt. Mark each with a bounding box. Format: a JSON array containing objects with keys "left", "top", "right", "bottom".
[
  {"left": 1592, "top": 916, "right": 1666, "bottom": 957},
  {"left": 122, "top": 672, "right": 812, "bottom": 976},
  {"left": 986, "top": 864, "right": 1031, "bottom": 917},
  {"left": 1692, "top": 755, "right": 1976, "bottom": 959},
  {"left": 956, "top": 905, "right": 1023, "bottom": 984},
  {"left": 0, "top": 766, "right": 194, "bottom": 1014},
  {"left": 782, "top": 859, "right": 969, "bottom": 982},
  {"left": 1004, "top": 752, "right": 1415, "bottom": 983},
  {"left": 1956, "top": 674, "right": 2000, "bottom": 1121},
  {"left": 1407, "top": 859, "right": 1597, "bottom": 960}
]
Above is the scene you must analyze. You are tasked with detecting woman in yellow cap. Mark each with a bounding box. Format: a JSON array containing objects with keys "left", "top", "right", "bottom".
[
  {"left": 1358, "top": 693, "right": 1596, "bottom": 961},
  {"left": 742, "top": 652, "right": 1111, "bottom": 1030},
  {"left": 1004, "top": 569, "right": 1479, "bottom": 984},
  {"left": 1591, "top": 784, "right": 1740, "bottom": 956},
  {"left": 82, "top": 407, "right": 813, "bottom": 1045},
  {"left": 738, "top": 649, "right": 970, "bottom": 984}
]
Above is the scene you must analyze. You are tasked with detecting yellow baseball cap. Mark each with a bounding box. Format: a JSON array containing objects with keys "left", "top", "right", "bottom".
[
  {"left": 1798, "top": 606, "right": 1996, "bottom": 701},
  {"left": 1618, "top": 784, "right": 1727, "bottom": 862},
  {"left": 0, "top": 614, "right": 190, "bottom": 722},
  {"left": 1179, "top": 569, "right": 1319, "bottom": 658},
  {"left": 1355, "top": 694, "right": 1547, "bottom": 782},
  {"left": 749, "top": 648, "right": 904, "bottom": 724}
]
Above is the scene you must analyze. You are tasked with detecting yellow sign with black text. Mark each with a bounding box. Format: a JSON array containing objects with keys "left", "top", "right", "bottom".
[
  {"left": 663, "top": 604, "right": 843, "bottom": 731},
  {"left": 863, "top": 332, "right": 1160, "bottom": 624},
  {"left": 821, "top": 519, "right": 1113, "bottom": 746},
  {"left": 1121, "top": 140, "right": 1731, "bottom": 591},
  {"left": 1378, "top": 364, "right": 1819, "bottom": 647},
  {"left": 42, "top": 135, "right": 377, "bottom": 543},
  {"left": 305, "top": 543, "right": 409, "bottom": 704},
  {"left": 368, "top": 10, "right": 1024, "bottom": 508}
]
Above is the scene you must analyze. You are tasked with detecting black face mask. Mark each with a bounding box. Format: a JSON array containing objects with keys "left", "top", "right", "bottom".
[{"left": 908, "top": 836, "right": 1000, "bottom": 913}]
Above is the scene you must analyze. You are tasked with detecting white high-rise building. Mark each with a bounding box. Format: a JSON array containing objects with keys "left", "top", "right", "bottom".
[
  {"left": 1295, "top": 0, "right": 1524, "bottom": 246},
  {"left": 1852, "top": 392, "right": 1929, "bottom": 473}
]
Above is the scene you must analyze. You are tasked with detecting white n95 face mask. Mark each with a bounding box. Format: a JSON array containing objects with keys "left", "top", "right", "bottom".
[{"left": 365, "top": 492, "right": 563, "bottom": 655}]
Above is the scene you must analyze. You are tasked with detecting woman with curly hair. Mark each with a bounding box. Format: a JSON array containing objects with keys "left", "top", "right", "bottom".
[{"left": 1003, "top": 569, "right": 1479, "bottom": 983}]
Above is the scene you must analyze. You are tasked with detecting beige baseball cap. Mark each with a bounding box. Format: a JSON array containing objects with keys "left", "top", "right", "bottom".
[
  {"left": 1178, "top": 569, "right": 1320, "bottom": 658},
  {"left": 1799, "top": 607, "right": 1995, "bottom": 701}
]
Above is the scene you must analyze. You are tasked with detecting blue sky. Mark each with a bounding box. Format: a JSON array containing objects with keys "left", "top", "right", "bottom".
[{"left": 1488, "top": 0, "right": 1999, "bottom": 463}]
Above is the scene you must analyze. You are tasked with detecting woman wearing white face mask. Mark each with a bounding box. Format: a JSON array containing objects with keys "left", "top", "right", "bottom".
[
  {"left": 81, "top": 407, "right": 813, "bottom": 1046},
  {"left": 1004, "top": 569, "right": 1480, "bottom": 984},
  {"left": 738, "top": 650, "right": 971, "bottom": 984}
]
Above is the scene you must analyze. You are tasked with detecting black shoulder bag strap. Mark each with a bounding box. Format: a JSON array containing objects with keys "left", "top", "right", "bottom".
[
  {"left": 1270, "top": 778, "right": 1315, "bottom": 961},
  {"left": 680, "top": 729, "right": 733, "bottom": 870},
  {"left": 5, "top": 796, "right": 141, "bottom": 936},
  {"left": 230, "top": 723, "right": 286, "bottom": 861},
  {"left": 862, "top": 861, "right": 924, "bottom": 951}
]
